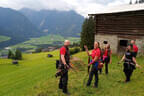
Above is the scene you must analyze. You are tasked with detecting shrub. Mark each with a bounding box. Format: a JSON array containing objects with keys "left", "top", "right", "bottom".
[
  {"left": 70, "top": 47, "right": 81, "bottom": 55},
  {"left": 15, "top": 49, "right": 22, "bottom": 60},
  {"left": 7, "top": 49, "right": 22, "bottom": 60}
]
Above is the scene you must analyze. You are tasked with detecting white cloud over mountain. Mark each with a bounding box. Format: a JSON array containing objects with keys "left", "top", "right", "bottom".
[{"left": 0, "top": 0, "right": 130, "bottom": 16}]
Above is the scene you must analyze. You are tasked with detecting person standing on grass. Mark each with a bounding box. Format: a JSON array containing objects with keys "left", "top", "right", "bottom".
[
  {"left": 119, "top": 44, "right": 141, "bottom": 82},
  {"left": 131, "top": 40, "right": 138, "bottom": 58},
  {"left": 84, "top": 41, "right": 102, "bottom": 88},
  {"left": 59, "top": 40, "right": 71, "bottom": 94},
  {"left": 103, "top": 44, "right": 112, "bottom": 74}
]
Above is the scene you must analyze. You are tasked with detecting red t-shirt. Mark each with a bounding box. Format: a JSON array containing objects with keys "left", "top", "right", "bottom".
[
  {"left": 60, "top": 46, "right": 66, "bottom": 55},
  {"left": 91, "top": 48, "right": 101, "bottom": 59},
  {"left": 133, "top": 44, "right": 138, "bottom": 53},
  {"left": 104, "top": 49, "right": 112, "bottom": 56}
]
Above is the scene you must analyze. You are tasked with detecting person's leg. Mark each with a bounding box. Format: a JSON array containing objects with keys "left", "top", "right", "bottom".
[
  {"left": 62, "top": 70, "right": 68, "bottom": 93},
  {"left": 105, "top": 63, "right": 108, "bottom": 74},
  {"left": 59, "top": 76, "right": 63, "bottom": 89},
  {"left": 99, "top": 68, "right": 102, "bottom": 74},
  {"left": 87, "top": 68, "right": 94, "bottom": 86},
  {"left": 94, "top": 70, "right": 99, "bottom": 87},
  {"left": 127, "top": 70, "right": 133, "bottom": 81},
  {"left": 124, "top": 70, "right": 131, "bottom": 82},
  {"left": 105, "top": 57, "right": 110, "bottom": 74}
]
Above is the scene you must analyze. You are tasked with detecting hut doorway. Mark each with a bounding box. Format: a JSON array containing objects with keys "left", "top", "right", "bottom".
[{"left": 118, "top": 40, "right": 129, "bottom": 54}]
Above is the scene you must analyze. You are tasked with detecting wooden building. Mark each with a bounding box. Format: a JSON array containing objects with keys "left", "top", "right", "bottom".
[{"left": 89, "top": 4, "right": 144, "bottom": 54}]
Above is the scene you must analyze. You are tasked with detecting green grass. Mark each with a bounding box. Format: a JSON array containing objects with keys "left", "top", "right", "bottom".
[
  {"left": 0, "top": 51, "right": 144, "bottom": 96},
  {"left": 0, "top": 35, "right": 10, "bottom": 42}
]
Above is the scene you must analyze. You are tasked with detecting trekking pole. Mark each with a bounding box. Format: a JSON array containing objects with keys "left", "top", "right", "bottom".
[
  {"left": 83, "top": 56, "right": 91, "bottom": 86},
  {"left": 88, "top": 56, "right": 91, "bottom": 74}
]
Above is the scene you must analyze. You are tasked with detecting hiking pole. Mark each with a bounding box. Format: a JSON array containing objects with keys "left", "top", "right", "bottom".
[
  {"left": 88, "top": 56, "right": 91, "bottom": 73},
  {"left": 83, "top": 56, "right": 91, "bottom": 86}
]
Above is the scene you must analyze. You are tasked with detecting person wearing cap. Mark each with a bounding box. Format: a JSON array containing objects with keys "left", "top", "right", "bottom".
[
  {"left": 131, "top": 40, "right": 138, "bottom": 57},
  {"left": 58, "top": 40, "right": 70, "bottom": 94},
  {"left": 84, "top": 41, "right": 101, "bottom": 88}
]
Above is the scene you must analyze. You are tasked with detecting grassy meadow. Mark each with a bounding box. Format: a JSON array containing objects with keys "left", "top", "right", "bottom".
[{"left": 0, "top": 50, "right": 144, "bottom": 96}]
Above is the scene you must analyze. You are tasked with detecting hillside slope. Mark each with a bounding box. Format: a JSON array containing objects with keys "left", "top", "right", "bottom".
[
  {"left": 0, "top": 7, "right": 42, "bottom": 48},
  {"left": 0, "top": 51, "right": 144, "bottom": 96}
]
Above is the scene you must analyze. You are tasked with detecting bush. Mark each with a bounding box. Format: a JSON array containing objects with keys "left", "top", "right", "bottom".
[
  {"left": 7, "top": 49, "right": 22, "bottom": 60},
  {"left": 70, "top": 47, "right": 81, "bottom": 55},
  {"left": 15, "top": 49, "right": 22, "bottom": 60}
]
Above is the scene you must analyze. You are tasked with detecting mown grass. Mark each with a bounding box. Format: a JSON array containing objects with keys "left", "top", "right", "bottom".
[{"left": 0, "top": 51, "right": 144, "bottom": 96}]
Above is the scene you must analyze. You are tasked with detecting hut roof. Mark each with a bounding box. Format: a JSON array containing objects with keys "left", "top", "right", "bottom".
[{"left": 89, "top": 4, "right": 144, "bottom": 16}]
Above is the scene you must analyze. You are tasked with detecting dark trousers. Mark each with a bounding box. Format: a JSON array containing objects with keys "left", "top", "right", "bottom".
[
  {"left": 59, "top": 70, "right": 68, "bottom": 93},
  {"left": 104, "top": 57, "right": 110, "bottom": 74},
  {"left": 124, "top": 70, "right": 133, "bottom": 82},
  {"left": 87, "top": 66, "right": 98, "bottom": 87},
  {"left": 133, "top": 52, "right": 137, "bottom": 58}
]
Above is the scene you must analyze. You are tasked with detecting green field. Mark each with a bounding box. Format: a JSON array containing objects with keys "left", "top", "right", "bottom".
[
  {"left": 0, "top": 35, "right": 10, "bottom": 42},
  {"left": 0, "top": 51, "right": 144, "bottom": 96},
  {"left": 10, "top": 35, "right": 80, "bottom": 50}
]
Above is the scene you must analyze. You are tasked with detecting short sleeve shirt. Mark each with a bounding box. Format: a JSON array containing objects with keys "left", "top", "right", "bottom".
[
  {"left": 91, "top": 48, "right": 101, "bottom": 59},
  {"left": 60, "top": 46, "right": 66, "bottom": 55},
  {"left": 133, "top": 44, "right": 138, "bottom": 53}
]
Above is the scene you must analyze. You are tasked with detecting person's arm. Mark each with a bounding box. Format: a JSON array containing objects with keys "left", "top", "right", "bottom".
[
  {"left": 88, "top": 56, "right": 99, "bottom": 66},
  {"left": 110, "top": 51, "right": 112, "bottom": 64},
  {"left": 132, "top": 57, "right": 141, "bottom": 68},
  {"left": 84, "top": 45, "right": 90, "bottom": 56},
  {"left": 61, "top": 55, "right": 67, "bottom": 65},
  {"left": 119, "top": 55, "right": 125, "bottom": 63}
]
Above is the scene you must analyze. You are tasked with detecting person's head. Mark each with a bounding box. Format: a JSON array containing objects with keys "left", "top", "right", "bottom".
[
  {"left": 106, "top": 44, "right": 110, "bottom": 49},
  {"left": 64, "top": 40, "right": 70, "bottom": 46},
  {"left": 94, "top": 41, "right": 99, "bottom": 49},
  {"left": 126, "top": 44, "right": 133, "bottom": 52},
  {"left": 131, "top": 40, "right": 135, "bottom": 44}
]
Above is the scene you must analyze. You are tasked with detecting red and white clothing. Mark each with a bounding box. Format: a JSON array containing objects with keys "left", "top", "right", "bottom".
[{"left": 133, "top": 44, "right": 138, "bottom": 53}]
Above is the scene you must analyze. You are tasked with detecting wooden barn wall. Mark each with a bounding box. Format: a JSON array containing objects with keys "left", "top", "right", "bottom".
[{"left": 96, "top": 10, "right": 144, "bottom": 36}]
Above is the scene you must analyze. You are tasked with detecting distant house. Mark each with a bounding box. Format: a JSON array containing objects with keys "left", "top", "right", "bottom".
[
  {"left": 89, "top": 4, "right": 144, "bottom": 54},
  {"left": 41, "top": 47, "right": 57, "bottom": 52}
]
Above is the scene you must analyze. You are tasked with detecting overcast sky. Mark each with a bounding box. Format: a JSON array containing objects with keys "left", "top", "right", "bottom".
[{"left": 0, "top": 0, "right": 132, "bottom": 16}]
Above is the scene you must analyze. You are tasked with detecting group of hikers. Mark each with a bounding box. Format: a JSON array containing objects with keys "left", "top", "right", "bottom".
[{"left": 56, "top": 40, "right": 141, "bottom": 94}]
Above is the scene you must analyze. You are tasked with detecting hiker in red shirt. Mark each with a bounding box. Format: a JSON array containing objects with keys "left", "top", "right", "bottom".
[
  {"left": 58, "top": 40, "right": 70, "bottom": 94},
  {"left": 131, "top": 40, "right": 138, "bottom": 57},
  {"left": 84, "top": 41, "right": 102, "bottom": 88},
  {"left": 103, "top": 44, "right": 112, "bottom": 74}
]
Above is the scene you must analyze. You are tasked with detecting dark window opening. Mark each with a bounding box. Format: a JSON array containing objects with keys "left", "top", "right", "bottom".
[
  {"left": 103, "top": 41, "right": 108, "bottom": 44},
  {"left": 119, "top": 40, "right": 128, "bottom": 47}
]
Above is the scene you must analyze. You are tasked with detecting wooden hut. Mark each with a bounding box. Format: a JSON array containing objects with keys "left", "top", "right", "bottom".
[{"left": 89, "top": 4, "right": 144, "bottom": 54}]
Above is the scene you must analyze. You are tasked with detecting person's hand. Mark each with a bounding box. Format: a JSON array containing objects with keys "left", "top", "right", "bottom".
[
  {"left": 118, "top": 61, "right": 121, "bottom": 64},
  {"left": 110, "top": 60, "right": 112, "bottom": 64},
  {"left": 84, "top": 45, "right": 88, "bottom": 50},
  {"left": 136, "top": 64, "right": 142, "bottom": 68},
  {"left": 100, "top": 63, "right": 103, "bottom": 66},
  {"left": 88, "top": 63, "right": 91, "bottom": 67},
  {"left": 64, "top": 64, "right": 69, "bottom": 69}
]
